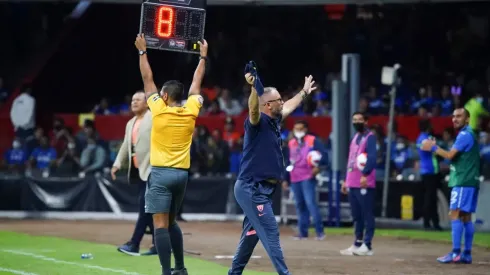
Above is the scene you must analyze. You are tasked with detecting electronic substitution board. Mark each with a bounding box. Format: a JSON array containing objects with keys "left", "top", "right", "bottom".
[{"left": 139, "top": 0, "right": 206, "bottom": 54}]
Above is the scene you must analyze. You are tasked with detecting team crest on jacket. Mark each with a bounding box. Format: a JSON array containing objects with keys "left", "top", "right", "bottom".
[{"left": 257, "top": 205, "right": 264, "bottom": 212}]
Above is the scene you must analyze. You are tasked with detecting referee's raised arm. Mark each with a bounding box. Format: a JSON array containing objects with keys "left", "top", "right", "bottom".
[
  {"left": 188, "top": 39, "right": 208, "bottom": 96},
  {"left": 134, "top": 34, "right": 158, "bottom": 100}
]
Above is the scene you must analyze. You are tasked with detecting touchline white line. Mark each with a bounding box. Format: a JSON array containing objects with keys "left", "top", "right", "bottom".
[
  {"left": 2, "top": 250, "right": 147, "bottom": 275},
  {"left": 0, "top": 267, "right": 39, "bottom": 275}
]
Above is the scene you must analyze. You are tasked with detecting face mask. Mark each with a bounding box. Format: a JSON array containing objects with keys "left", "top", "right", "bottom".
[
  {"left": 396, "top": 143, "right": 405, "bottom": 150},
  {"left": 12, "top": 141, "right": 21, "bottom": 149},
  {"left": 294, "top": 131, "right": 305, "bottom": 139},
  {"left": 68, "top": 143, "right": 76, "bottom": 149},
  {"left": 87, "top": 144, "right": 96, "bottom": 150},
  {"left": 353, "top": 123, "right": 365, "bottom": 132}
]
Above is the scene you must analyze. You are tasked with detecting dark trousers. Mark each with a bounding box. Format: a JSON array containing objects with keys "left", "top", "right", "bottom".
[
  {"left": 348, "top": 188, "right": 375, "bottom": 246},
  {"left": 130, "top": 166, "right": 155, "bottom": 246},
  {"left": 229, "top": 180, "right": 290, "bottom": 275},
  {"left": 421, "top": 173, "right": 441, "bottom": 228}
]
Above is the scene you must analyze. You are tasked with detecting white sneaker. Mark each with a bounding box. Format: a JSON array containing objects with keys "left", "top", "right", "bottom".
[
  {"left": 340, "top": 245, "right": 357, "bottom": 256},
  {"left": 352, "top": 243, "right": 373, "bottom": 256}
]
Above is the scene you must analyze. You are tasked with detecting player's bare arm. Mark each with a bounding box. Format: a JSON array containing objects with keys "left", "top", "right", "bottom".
[
  {"left": 245, "top": 73, "right": 260, "bottom": 125},
  {"left": 135, "top": 34, "right": 158, "bottom": 98},
  {"left": 281, "top": 75, "right": 316, "bottom": 119},
  {"left": 420, "top": 139, "right": 459, "bottom": 160},
  {"left": 188, "top": 39, "right": 208, "bottom": 96}
]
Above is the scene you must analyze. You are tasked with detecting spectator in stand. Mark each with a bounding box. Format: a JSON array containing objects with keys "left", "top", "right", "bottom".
[
  {"left": 2, "top": 138, "right": 28, "bottom": 173},
  {"left": 80, "top": 136, "right": 107, "bottom": 174},
  {"left": 218, "top": 88, "right": 243, "bottom": 116},
  {"left": 411, "top": 86, "right": 435, "bottom": 114},
  {"left": 391, "top": 136, "right": 413, "bottom": 176},
  {"left": 202, "top": 129, "right": 230, "bottom": 175},
  {"left": 93, "top": 97, "right": 114, "bottom": 115},
  {"left": 417, "top": 106, "right": 429, "bottom": 119},
  {"left": 205, "top": 100, "right": 225, "bottom": 116},
  {"left": 118, "top": 94, "right": 133, "bottom": 115},
  {"left": 358, "top": 97, "right": 370, "bottom": 116},
  {"left": 0, "top": 77, "right": 8, "bottom": 104},
  {"left": 56, "top": 138, "right": 81, "bottom": 176},
  {"left": 431, "top": 104, "right": 442, "bottom": 117},
  {"left": 50, "top": 117, "right": 71, "bottom": 155},
  {"left": 10, "top": 84, "right": 36, "bottom": 140},
  {"left": 25, "top": 127, "right": 44, "bottom": 156},
  {"left": 366, "top": 86, "right": 385, "bottom": 115},
  {"left": 222, "top": 117, "right": 240, "bottom": 148},
  {"left": 312, "top": 90, "right": 330, "bottom": 117},
  {"left": 76, "top": 119, "right": 100, "bottom": 149},
  {"left": 439, "top": 85, "right": 454, "bottom": 116},
  {"left": 28, "top": 136, "right": 57, "bottom": 171},
  {"left": 190, "top": 126, "right": 207, "bottom": 174}
]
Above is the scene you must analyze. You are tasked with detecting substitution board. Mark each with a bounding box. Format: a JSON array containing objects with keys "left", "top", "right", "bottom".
[{"left": 139, "top": 0, "right": 206, "bottom": 54}]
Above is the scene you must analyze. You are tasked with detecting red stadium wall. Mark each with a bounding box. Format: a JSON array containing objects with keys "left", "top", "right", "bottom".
[{"left": 52, "top": 114, "right": 452, "bottom": 141}]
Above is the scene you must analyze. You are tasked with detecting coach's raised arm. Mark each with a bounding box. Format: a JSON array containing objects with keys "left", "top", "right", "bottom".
[
  {"left": 244, "top": 62, "right": 261, "bottom": 125},
  {"left": 188, "top": 39, "right": 208, "bottom": 96},
  {"left": 280, "top": 75, "right": 316, "bottom": 120}
]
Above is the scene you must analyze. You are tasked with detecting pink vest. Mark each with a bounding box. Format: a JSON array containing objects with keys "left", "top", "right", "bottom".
[
  {"left": 288, "top": 135, "right": 315, "bottom": 183},
  {"left": 345, "top": 131, "right": 376, "bottom": 188}
]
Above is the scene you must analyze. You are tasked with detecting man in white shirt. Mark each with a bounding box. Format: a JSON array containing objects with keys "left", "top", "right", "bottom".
[{"left": 10, "top": 85, "right": 36, "bottom": 139}]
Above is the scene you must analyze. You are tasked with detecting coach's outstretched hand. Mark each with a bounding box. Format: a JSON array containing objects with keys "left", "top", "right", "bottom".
[
  {"left": 302, "top": 75, "right": 317, "bottom": 95},
  {"left": 198, "top": 39, "right": 208, "bottom": 57},
  {"left": 135, "top": 33, "right": 147, "bottom": 51}
]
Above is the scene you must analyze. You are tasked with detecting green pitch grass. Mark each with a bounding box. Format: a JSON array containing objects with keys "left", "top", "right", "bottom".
[{"left": 1, "top": 229, "right": 489, "bottom": 275}]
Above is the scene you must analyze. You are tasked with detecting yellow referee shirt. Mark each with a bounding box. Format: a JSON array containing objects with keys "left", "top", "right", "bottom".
[{"left": 146, "top": 92, "right": 203, "bottom": 169}]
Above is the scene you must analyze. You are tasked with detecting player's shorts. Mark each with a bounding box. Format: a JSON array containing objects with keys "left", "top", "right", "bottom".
[
  {"left": 450, "top": 186, "right": 479, "bottom": 213},
  {"left": 145, "top": 166, "right": 188, "bottom": 215}
]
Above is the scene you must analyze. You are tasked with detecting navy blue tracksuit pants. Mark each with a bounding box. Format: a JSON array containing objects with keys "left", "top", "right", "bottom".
[
  {"left": 229, "top": 179, "right": 290, "bottom": 275},
  {"left": 130, "top": 176, "right": 155, "bottom": 246},
  {"left": 348, "top": 187, "right": 375, "bottom": 246}
]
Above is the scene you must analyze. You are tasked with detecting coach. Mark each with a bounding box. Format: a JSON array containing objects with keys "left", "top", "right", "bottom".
[
  {"left": 112, "top": 91, "right": 156, "bottom": 256},
  {"left": 416, "top": 119, "right": 442, "bottom": 231},
  {"left": 340, "top": 112, "right": 377, "bottom": 256}
]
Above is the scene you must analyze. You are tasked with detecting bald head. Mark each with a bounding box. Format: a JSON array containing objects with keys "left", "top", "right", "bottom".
[{"left": 260, "top": 87, "right": 283, "bottom": 117}]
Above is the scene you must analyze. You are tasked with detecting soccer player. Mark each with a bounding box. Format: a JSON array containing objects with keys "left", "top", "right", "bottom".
[
  {"left": 134, "top": 34, "right": 208, "bottom": 275},
  {"left": 421, "top": 108, "right": 480, "bottom": 264},
  {"left": 228, "top": 61, "right": 316, "bottom": 275}
]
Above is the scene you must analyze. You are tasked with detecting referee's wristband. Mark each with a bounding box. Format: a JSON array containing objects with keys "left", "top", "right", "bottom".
[{"left": 431, "top": 145, "right": 438, "bottom": 153}]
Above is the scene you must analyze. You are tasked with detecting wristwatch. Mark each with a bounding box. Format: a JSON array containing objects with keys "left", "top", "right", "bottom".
[
  {"left": 138, "top": 50, "right": 147, "bottom": 56},
  {"left": 199, "top": 56, "right": 207, "bottom": 61}
]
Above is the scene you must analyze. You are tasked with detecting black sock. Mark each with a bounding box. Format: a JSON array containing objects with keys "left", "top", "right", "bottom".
[
  {"left": 169, "top": 223, "right": 185, "bottom": 270},
  {"left": 155, "top": 228, "right": 172, "bottom": 275}
]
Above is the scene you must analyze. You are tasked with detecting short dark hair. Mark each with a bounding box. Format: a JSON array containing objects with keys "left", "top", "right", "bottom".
[
  {"left": 352, "top": 112, "right": 368, "bottom": 121},
  {"left": 419, "top": 119, "right": 431, "bottom": 132},
  {"left": 294, "top": 120, "right": 309, "bottom": 128},
  {"left": 463, "top": 108, "right": 470, "bottom": 118},
  {"left": 161, "top": 80, "right": 184, "bottom": 102}
]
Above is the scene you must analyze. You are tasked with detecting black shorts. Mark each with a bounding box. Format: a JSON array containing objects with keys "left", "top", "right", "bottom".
[{"left": 145, "top": 166, "right": 188, "bottom": 214}]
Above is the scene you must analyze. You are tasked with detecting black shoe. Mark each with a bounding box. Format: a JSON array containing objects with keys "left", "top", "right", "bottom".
[
  {"left": 434, "top": 225, "right": 443, "bottom": 231},
  {"left": 171, "top": 268, "right": 188, "bottom": 275},
  {"left": 140, "top": 246, "right": 157, "bottom": 256},
  {"left": 117, "top": 242, "right": 140, "bottom": 256}
]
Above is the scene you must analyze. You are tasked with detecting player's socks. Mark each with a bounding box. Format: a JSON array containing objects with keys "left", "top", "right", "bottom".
[
  {"left": 354, "top": 240, "right": 363, "bottom": 247},
  {"left": 365, "top": 242, "right": 372, "bottom": 250},
  {"left": 451, "top": 219, "right": 463, "bottom": 254},
  {"left": 155, "top": 228, "right": 172, "bottom": 275},
  {"left": 169, "top": 223, "right": 185, "bottom": 270},
  {"left": 463, "top": 221, "right": 475, "bottom": 254}
]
